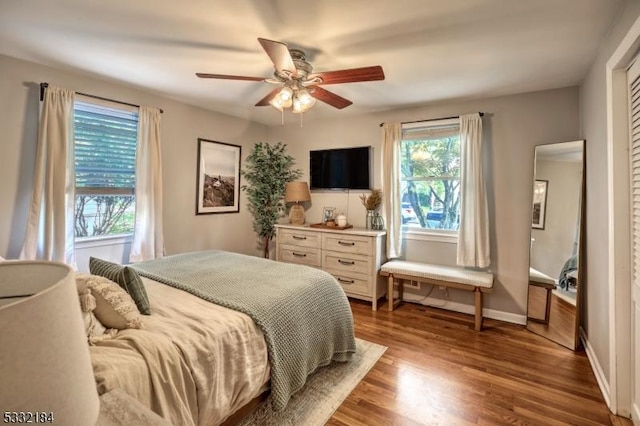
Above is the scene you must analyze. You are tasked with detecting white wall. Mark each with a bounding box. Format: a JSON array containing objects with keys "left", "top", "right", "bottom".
[
  {"left": 268, "top": 87, "right": 580, "bottom": 317},
  {"left": 579, "top": 0, "right": 640, "bottom": 386},
  {"left": 0, "top": 54, "right": 268, "bottom": 266}
]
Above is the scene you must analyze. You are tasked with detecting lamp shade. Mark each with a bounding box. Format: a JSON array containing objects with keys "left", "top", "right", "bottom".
[
  {"left": 0, "top": 261, "right": 99, "bottom": 425},
  {"left": 284, "top": 182, "right": 311, "bottom": 203}
]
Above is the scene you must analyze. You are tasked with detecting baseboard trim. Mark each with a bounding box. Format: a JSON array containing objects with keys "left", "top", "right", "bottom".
[
  {"left": 580, "top": 328, "right": 612, "bottom": 410},
  {"left": 400, "top": 292, "right": 527, "bottom": 325}
]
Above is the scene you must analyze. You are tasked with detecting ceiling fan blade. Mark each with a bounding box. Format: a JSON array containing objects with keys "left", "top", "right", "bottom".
[
  {"left": 311, "top": 66, "right": 385, "bottom": 85},
  {"left": 310, "top": 86, "right": 353, "bottom": 109},
  {"left": 255, "top": 88, "right": 281, "bottom": 106},
  {"left": 258, "top": 38, "right": 298, "bottom": 78},
  {"left": 196, "top": 73, "right": 265, "bottom": 81}
]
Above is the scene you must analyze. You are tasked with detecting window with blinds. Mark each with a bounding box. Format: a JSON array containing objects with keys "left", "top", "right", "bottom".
[
  {"left": 73, "top": 100, "right": 138, "bottom": 238},
  {"left": 400, "top": 120, "right": 461, "bottom": 232}
]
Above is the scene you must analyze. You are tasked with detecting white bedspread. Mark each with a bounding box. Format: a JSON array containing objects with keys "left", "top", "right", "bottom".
[{"left": 90, "top": 278, "right": 270, "bottom": 426}]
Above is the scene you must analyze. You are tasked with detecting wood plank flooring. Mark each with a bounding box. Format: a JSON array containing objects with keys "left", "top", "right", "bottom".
[{"left": 328, "top": 300, "right": 632, "bottom": 426}]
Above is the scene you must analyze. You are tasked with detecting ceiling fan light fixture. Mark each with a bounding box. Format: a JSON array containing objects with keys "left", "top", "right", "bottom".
[
  {"left": 278, "top": 86, "right": 293, "bottom": 101},
  {"left": 292, "top": 88, "right": 316, "bottom": 114}
]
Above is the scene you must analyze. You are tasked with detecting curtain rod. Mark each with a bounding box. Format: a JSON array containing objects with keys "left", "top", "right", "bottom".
[
  {"left": 379, "top": 112, "right": 484, "bottom": 127},
  {"left": 39, "top": 82, "right": 164, "bottom": 114}
]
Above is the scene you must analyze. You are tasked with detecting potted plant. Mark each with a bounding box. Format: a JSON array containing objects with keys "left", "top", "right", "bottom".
[{"left": 242, "top": 142, "right": 301, "bottom": 258}]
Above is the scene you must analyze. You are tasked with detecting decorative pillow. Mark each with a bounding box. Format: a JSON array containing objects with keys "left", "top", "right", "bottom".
[
  {"left": 75, "top": 272, "right": 116, "bottom": 344},
  {"left": 75, "top": 272, "right": 143, "bottom": 330},
  {"left": 89, "top": 257, "right": 151, "bottom": 315}
]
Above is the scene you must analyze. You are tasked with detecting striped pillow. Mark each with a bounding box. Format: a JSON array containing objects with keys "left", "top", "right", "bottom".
[{"left": 89, "top": 257, "right": 151, "bottom": 315}]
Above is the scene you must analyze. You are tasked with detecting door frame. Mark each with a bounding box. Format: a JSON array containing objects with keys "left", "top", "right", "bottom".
[{"left": 607, "top": 13, "right": 640, "bottom": 418}]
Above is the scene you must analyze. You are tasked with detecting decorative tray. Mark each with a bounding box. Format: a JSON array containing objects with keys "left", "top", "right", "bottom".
[{"left": 309, "top": 223, "right": 353, "bottom": 230}]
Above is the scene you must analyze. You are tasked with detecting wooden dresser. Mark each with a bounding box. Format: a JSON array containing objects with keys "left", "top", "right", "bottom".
[{"left": 275, "top": 224, "right": 387, "bottom": 310}]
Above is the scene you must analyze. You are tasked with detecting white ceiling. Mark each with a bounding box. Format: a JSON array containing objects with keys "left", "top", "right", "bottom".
[{"left": 0, "top": 0, "right": 623, "bottom": 125}]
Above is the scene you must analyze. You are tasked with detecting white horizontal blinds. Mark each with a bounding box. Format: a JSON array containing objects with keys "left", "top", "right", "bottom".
[
  {"left": 402, "top": 122, "right": 460, "bottom": 140},
  {"left": 74, "top": 101, "right": 139, "bottom": 195},
  {"left": 630, "top": 59, "right": 640, "bottom": 291}
]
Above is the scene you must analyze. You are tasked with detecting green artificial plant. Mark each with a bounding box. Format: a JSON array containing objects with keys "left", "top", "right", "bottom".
[{"left": 241, "top": 142, "right": 302, "bottom": 258}]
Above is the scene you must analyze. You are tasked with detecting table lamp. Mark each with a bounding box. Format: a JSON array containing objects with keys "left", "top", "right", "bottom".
[
  {"left": 285, "top": 182, "right": 311, "bottom": 225},
  {"left": 0, "top": 261, "right": 100, "bottom": 425}
]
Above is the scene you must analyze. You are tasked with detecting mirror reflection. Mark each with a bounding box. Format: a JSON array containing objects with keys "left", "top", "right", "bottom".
[{"left": 526, "top": 140, "right": 584, "bottom": 350}]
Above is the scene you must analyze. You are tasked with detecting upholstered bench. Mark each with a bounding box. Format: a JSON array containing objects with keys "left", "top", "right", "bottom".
[{"left": 380, "top": 260, "right": 494, "bottom": 331}]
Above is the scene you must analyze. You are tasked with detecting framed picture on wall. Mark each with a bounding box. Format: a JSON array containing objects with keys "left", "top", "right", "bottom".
[
  {"left": 196, "top": 138, "right": 241, "bottom": 215},
  {"left": 532, "top": 179, "right": 548, "bottom": 230}
]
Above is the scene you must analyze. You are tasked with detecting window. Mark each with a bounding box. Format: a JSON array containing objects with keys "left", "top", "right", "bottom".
[
  {"left": 400, "top": 120, "right": 461, "bottom": 233},
  {"left": 73, "top": 100, "right": 138, "bottom": 239}
]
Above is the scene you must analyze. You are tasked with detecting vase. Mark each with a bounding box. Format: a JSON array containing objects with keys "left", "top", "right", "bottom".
[
  {"left": 372, "top": 213, "right": 384, "bottom": 230},
  {"left": 366, "top": 210, "right": 375, "bottom": 229}
]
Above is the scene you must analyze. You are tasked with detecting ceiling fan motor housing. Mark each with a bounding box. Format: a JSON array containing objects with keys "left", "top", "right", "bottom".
[{"left": 277, "top": 49, "right": 313, "bottom": 80}]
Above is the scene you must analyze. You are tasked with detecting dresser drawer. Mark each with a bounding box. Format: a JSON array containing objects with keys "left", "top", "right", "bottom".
[
  {"left": 278, "top": 229, "right": 321, "bottom": 248},
  {"left": 322, "top": 250, "right": 371, "bottom": 275},
  {"left": 329, "top": 271, "right": 371, "bottom": 297},
  {"left": 278, "top": 245, "right": 321, "bottom": 267},
  {"left": 322, "top": 233, "right": 372, "bottom": 255}
]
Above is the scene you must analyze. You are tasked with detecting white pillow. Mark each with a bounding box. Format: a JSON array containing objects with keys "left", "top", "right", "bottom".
[
  {"left": 75, "top": 273, "right": 115, "bottom": 344},
  {"left": 75, "top": 273, "right": 143, "bottom": 330}
]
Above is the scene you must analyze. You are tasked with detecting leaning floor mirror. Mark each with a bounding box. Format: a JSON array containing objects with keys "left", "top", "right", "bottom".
[{"left": 526, "top": 140, "right": 585, "bottom": 350}]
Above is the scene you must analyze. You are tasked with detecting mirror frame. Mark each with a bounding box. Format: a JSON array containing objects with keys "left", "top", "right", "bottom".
[{"left": 526, "top": 140, "right": 585, "bottom": 351}]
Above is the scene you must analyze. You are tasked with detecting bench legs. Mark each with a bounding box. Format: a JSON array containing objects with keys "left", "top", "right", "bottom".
[
  {"left": 387, "top": 275, "right": 403, "bottom": 311},
  {"left": 475, "top": 288, "right": 483, "bottom": 331},
  {"left": 387, "top": 273, "right": 485, "bottom": 331}
]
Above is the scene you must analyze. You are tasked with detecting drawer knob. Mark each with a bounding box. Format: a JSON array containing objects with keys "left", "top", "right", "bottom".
[
  {"left": 337, "top": 277, "right": 355, "bottom": 284},
  {"left": 338, "top": 259, "right": 355, "bottom": 265},
  {"left": 292, "top": 252, "right": 307, "bottom": 257},
  {"left": 338, "top": 241, "right": 355, "bottom": 246},
  {"left": 292, "top": 235, "right": 307, "bottom": 240}
]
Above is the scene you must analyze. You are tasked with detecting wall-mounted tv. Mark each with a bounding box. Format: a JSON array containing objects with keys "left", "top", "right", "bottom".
[{"left": 309, "top": 146, "right": 371, "bottom": 190}]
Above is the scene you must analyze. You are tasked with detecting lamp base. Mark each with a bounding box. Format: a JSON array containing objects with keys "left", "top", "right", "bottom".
[{"left": 289, "top": 204, "right": 305, "bottom": 225}]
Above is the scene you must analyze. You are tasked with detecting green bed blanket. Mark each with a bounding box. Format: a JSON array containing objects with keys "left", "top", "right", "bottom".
[{"left": 131, "top": 250, "right": 356, "bottom": 411}]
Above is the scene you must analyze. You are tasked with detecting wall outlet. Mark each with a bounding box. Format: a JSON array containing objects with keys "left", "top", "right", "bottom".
[
  {"left": 405, "top": 280, "right": 420, "bottom": 289},
  {"left": 438, "top": 285, "right": 446, "bottom": 291}
]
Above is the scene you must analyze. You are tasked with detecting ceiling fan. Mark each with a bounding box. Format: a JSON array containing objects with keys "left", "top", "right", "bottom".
[{"left": 196, "top": 38, "right": 385, "bottom": 114}]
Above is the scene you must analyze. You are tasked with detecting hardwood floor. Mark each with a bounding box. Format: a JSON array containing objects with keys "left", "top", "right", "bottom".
[{"left": 328, "top": 299, "right": 632, "bottom": 426}]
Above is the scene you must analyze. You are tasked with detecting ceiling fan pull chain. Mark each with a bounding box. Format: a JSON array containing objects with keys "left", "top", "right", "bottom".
[{"left": 281, "top": 109, "right": 284, "bottom": 126}]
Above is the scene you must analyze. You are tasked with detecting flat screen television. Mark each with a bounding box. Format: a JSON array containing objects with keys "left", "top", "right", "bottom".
[{"left": 309, "top": 146, "right": 371, "bottom": 190}]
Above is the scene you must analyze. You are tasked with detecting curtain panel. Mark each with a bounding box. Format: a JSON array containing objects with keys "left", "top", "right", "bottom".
[
  {"left": 382, "top": 123, "right": 403, "bottom": 259},
  {"left": 456, "top": 113, "right": 490, "bottom": 268},
  {"left": 129, "top": 106, "right": 165, "bottom": 262},
  {"left": 20, "top": 85, "right": 76, "bottom": 265}
]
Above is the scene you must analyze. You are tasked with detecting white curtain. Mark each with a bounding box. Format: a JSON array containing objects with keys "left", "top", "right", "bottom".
[
  {"left": 20, "top": 86, "right": 76, "bottom": 265},
  {"left": 382, "top": 123, "right": 403, "bottom": 258},
  {"left": 456, "top": 113, "right": 490, "bottom": 268},
  {"left": 129, "top": 106, "right": 164, "bottom": 262}
]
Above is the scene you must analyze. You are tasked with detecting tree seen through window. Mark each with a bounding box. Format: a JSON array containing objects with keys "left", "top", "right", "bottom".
[{"left": 400, "top": 128, "right": 461, "bottom": 231}]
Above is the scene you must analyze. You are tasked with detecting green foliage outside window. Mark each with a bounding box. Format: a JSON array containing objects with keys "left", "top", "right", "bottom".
[{"left": 401, "top": 134, "right": 461, "bottom": 231}]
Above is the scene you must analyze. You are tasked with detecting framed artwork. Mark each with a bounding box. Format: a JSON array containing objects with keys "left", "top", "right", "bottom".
[
  {"left": 532, "top": 179, "right": 548, "bottom": 230},
  {"left": 322, "top": 207, "right": 336, "bottom": 223},
  {"left": 196, "top": 138, "right": 241, "bottom": 215}
]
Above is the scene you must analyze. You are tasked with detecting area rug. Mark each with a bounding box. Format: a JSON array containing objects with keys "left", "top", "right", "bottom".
[{"left": 238, "top": 338, "right": 386, "bottom": 426}]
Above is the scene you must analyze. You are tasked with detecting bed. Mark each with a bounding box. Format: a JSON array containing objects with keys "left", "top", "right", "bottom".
[{"left": 86, "top": 250, "right": 356, "bottom": 425}]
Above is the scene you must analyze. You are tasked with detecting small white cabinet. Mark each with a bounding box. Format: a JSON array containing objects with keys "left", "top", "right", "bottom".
[{"left": 275, "top": 224, "right": 387, "bottom": 311}]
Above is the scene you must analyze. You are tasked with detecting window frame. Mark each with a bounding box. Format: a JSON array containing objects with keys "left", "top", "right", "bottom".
[
  {"left": 73, "top": 96, "right": 139, "bottom": 241},
  {"left": 399, "top": 118, "right": 461, "bottom": 242}
]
